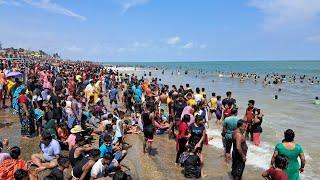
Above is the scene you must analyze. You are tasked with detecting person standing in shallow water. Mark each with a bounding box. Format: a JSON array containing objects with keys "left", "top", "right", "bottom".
[
  {"left": 243, "top": 100, "right": 256, "bottom": 141},
  {"left": 231, "top": 120, "right": 248, "bottom": 180},
  {"left": 271, "top": 129, "right": 306, "bottom": 180}
]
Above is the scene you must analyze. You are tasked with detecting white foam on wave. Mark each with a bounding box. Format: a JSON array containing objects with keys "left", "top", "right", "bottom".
[
  {"left": 207, "top": 127, "right": 316, "bottom": 179},
  {"left": 106, "top": 66, "right": 145, "bottom": 71},
  {"left": 207, "top": 127, "right": 273, "bottom": 170}
]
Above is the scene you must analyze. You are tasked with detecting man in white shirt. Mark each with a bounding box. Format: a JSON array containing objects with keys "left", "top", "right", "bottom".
[{"left": 90, "top": 152, "right": 118, "bottom": 179}]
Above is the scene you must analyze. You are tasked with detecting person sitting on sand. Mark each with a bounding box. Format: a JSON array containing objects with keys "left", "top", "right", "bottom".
[
  {"left": 0, "top": 139, "right": 11, "bottom": 164},
  {"left": 90, "top": 152, "right": 119, "bottom": 179},
  {"left": 14, "top": 169, "right": 38, "bottom": 180},
  {"left": 100, "top": 135, "right": 127, "bottom": 163},
  {"left": 69, "top": 134, "right": 94, "bottom": 167},
  {"left": 31, "top": 130, "right": 61, "bottom": 172},
  {"left": 67, "top": 125, "right": 85, "bottom": 150},
  {"left": 153, "top": 115, "right": 170, "bottom": 135},
  {"left": 72, "top": 149, "right": 100, "bottom": 180},
  {"left": 0, "top": 146, "right": 27, "bottom": 179},
  {"left": 49, "top": 156, "right": 70, "bottom": 180},
  {"left": 123, "top": 119, "right": 141, "bottom": 134},
  {"left": 262, "top": 155, "right": 288, "bottom": 180}
]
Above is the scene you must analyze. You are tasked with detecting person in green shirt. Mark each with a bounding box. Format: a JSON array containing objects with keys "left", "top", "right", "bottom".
[
  {"left": 222, "top": 108, "right": 240, "bottom": 162},
  {"left": 271, "top": 129, "right": 306, "bottom": 180}
]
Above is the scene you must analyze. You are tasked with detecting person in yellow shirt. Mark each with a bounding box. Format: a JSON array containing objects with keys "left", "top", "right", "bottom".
[
  {"left": 201, "top": 88, "right": 206, "bottom": 97},
  {"left": 186, "top": 92, "right": 196, "bottom": 107},
  {"left": 208, "top": 92, "right": 217, "bottom": 120}
]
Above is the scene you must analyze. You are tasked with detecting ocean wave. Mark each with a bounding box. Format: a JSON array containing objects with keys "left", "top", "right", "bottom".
[{"left": 206, "top": 127, "right": 315, "bottom": 179}]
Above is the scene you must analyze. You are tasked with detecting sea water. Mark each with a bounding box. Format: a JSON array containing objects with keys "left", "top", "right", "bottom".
[{"left": 111, "top": 61, "right": 320, "bottom": 179}]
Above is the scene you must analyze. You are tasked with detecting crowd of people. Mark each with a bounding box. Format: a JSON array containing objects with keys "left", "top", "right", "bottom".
[{"left": 0, "top": 53, "right": 307, "bottom": 180}]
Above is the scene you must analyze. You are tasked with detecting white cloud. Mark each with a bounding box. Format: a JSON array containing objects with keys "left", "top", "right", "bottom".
[
  {"left": 131, "top": 41, "right": 150, "bottom": 48},
  {"left": 166, "top": 36, "right": 180, "bottom": 45},
  {"left": 249, "top": 0, "right": 320, "bottom": 30},
  {"left": 0, "top": 0, "right": 8, "bottom": 5},
  {"left": 182, "top": 42, "right": 194, "bottom": 49},
  {"left": 21, "top": 0, "right": 87, "bottom": 21},
  {"left": 66, "top": 45, "right": 83, "bottom": 52},
  {"left": 119, "top": 0, "right": 149, "bottom": 13},
  {"left": 199, "top": 44, "right": 207, "bottom": 49},
  {"left": 305, "top": 35, "right": 320, "bottom": 42}
]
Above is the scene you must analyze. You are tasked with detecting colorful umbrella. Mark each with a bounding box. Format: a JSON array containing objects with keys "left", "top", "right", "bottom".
[{"left": 6, "top": 71, "right": 23, "bottom": 77}]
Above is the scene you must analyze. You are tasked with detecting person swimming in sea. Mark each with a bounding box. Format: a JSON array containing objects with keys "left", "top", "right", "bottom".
[{"left": 313, "top": 97, "right": 320, "bottom": 105}]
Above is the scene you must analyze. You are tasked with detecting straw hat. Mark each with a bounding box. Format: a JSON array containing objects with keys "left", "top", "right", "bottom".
[{"left": 70, "top": 125, "right": 85, "bottom": 134}]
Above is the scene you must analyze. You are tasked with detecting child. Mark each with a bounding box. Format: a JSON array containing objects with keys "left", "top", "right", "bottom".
[
  {"left": 262, "top": 155, "right": 288, "bottom": 180},
  {"left": 34, "top": 103, "right": 44, "bottom": 136},
  {"left": 183, "top": 145, "right": 202, "bottom": 179},
  {"left": 50, "top": 156, "right": 70, "bottom": 180}
]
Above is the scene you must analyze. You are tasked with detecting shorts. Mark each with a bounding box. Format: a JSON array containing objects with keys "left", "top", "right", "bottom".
[
  {"left": 113, "top": 151, "right": 123, "bottom": 161},
  {"left": 33, "top": 153, "right": 58, "bottom": 164},
  {"left": 231, "top": 154, "right": 246, "bottom": 179},
  {"left": 144, "top": 131, "right": 154, "bottom": 142},
  {"left": 110, "top": 99, "right": 118, "bottom": 105},
  {"left": 215, "top": 112, "right": 222, "bottom": 120},
  {"left": 156, "top": 128, "right": 167, "bottom": 135},
  {"left": 225, "top": 138, "right": 233, "bottom": 154},
  {"left": 209, "top": 109, "right": 216, "bottom": 113}
]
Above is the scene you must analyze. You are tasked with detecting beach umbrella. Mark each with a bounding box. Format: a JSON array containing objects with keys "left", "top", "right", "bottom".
[{"left": 6, "top": 71, "right": 23, "bottom": 77}]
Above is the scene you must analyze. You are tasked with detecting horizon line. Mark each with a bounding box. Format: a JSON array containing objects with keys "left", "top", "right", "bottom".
[{"left": 95, "top": 59, "right": 320, "bottom": 63}]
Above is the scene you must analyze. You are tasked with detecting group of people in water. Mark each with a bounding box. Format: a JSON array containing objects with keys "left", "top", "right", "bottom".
[{"left": 0, "top": 55, "right": 307, "bottom": 180}]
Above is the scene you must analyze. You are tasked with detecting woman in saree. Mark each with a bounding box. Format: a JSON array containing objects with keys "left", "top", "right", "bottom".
[{"left": 17, "top": 88, "right": 36, "bottom": 138}]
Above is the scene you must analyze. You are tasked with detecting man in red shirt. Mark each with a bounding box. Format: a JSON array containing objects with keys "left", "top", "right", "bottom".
[
  {"left": 175, "top": 114, "right": 190, "bottom": 164},
  {"left": 243, "top": 100, "right": 255, "bottom": 141}
]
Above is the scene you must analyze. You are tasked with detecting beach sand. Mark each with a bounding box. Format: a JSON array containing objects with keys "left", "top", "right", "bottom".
[{"left": 0, "top": 113, "right": 261, "bottom": 180}]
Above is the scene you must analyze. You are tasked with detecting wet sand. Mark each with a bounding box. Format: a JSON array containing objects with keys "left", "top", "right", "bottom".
[
  {"left": 0, "top": 96, "right": 263, "bottom": 180},
  {"left": 123, "top": 121, "right": 262, "bottom": 180}
]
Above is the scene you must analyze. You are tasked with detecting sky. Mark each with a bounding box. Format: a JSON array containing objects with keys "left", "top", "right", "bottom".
[{"left": 0, "top": 0, "right": 320, "bottom": 61}]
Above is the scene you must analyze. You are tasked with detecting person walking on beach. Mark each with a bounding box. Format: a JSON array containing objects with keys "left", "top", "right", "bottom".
[
  {"left": 222, "top": 108, "right": 240, "bottom": 162},
  {"left": 142, "top": 105, "right": 155, "bottom": 155},
  {"left": 175, "top": 114, "right": 190, "bottom": 164},
  {"left": 188, "top": 115, "right": 206, "bottom": 172},
  {"left": 208, "top": 92, "right": 217, "bottom": 120},
  {"left": 271, "top": 129, "right": 306, "bottom": 180},
  {"left": 231, "top": 120, "right": 248, "bottom": 180},
  {"left": 109, "top": 85, "right": 119, "bottom": 108}
]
